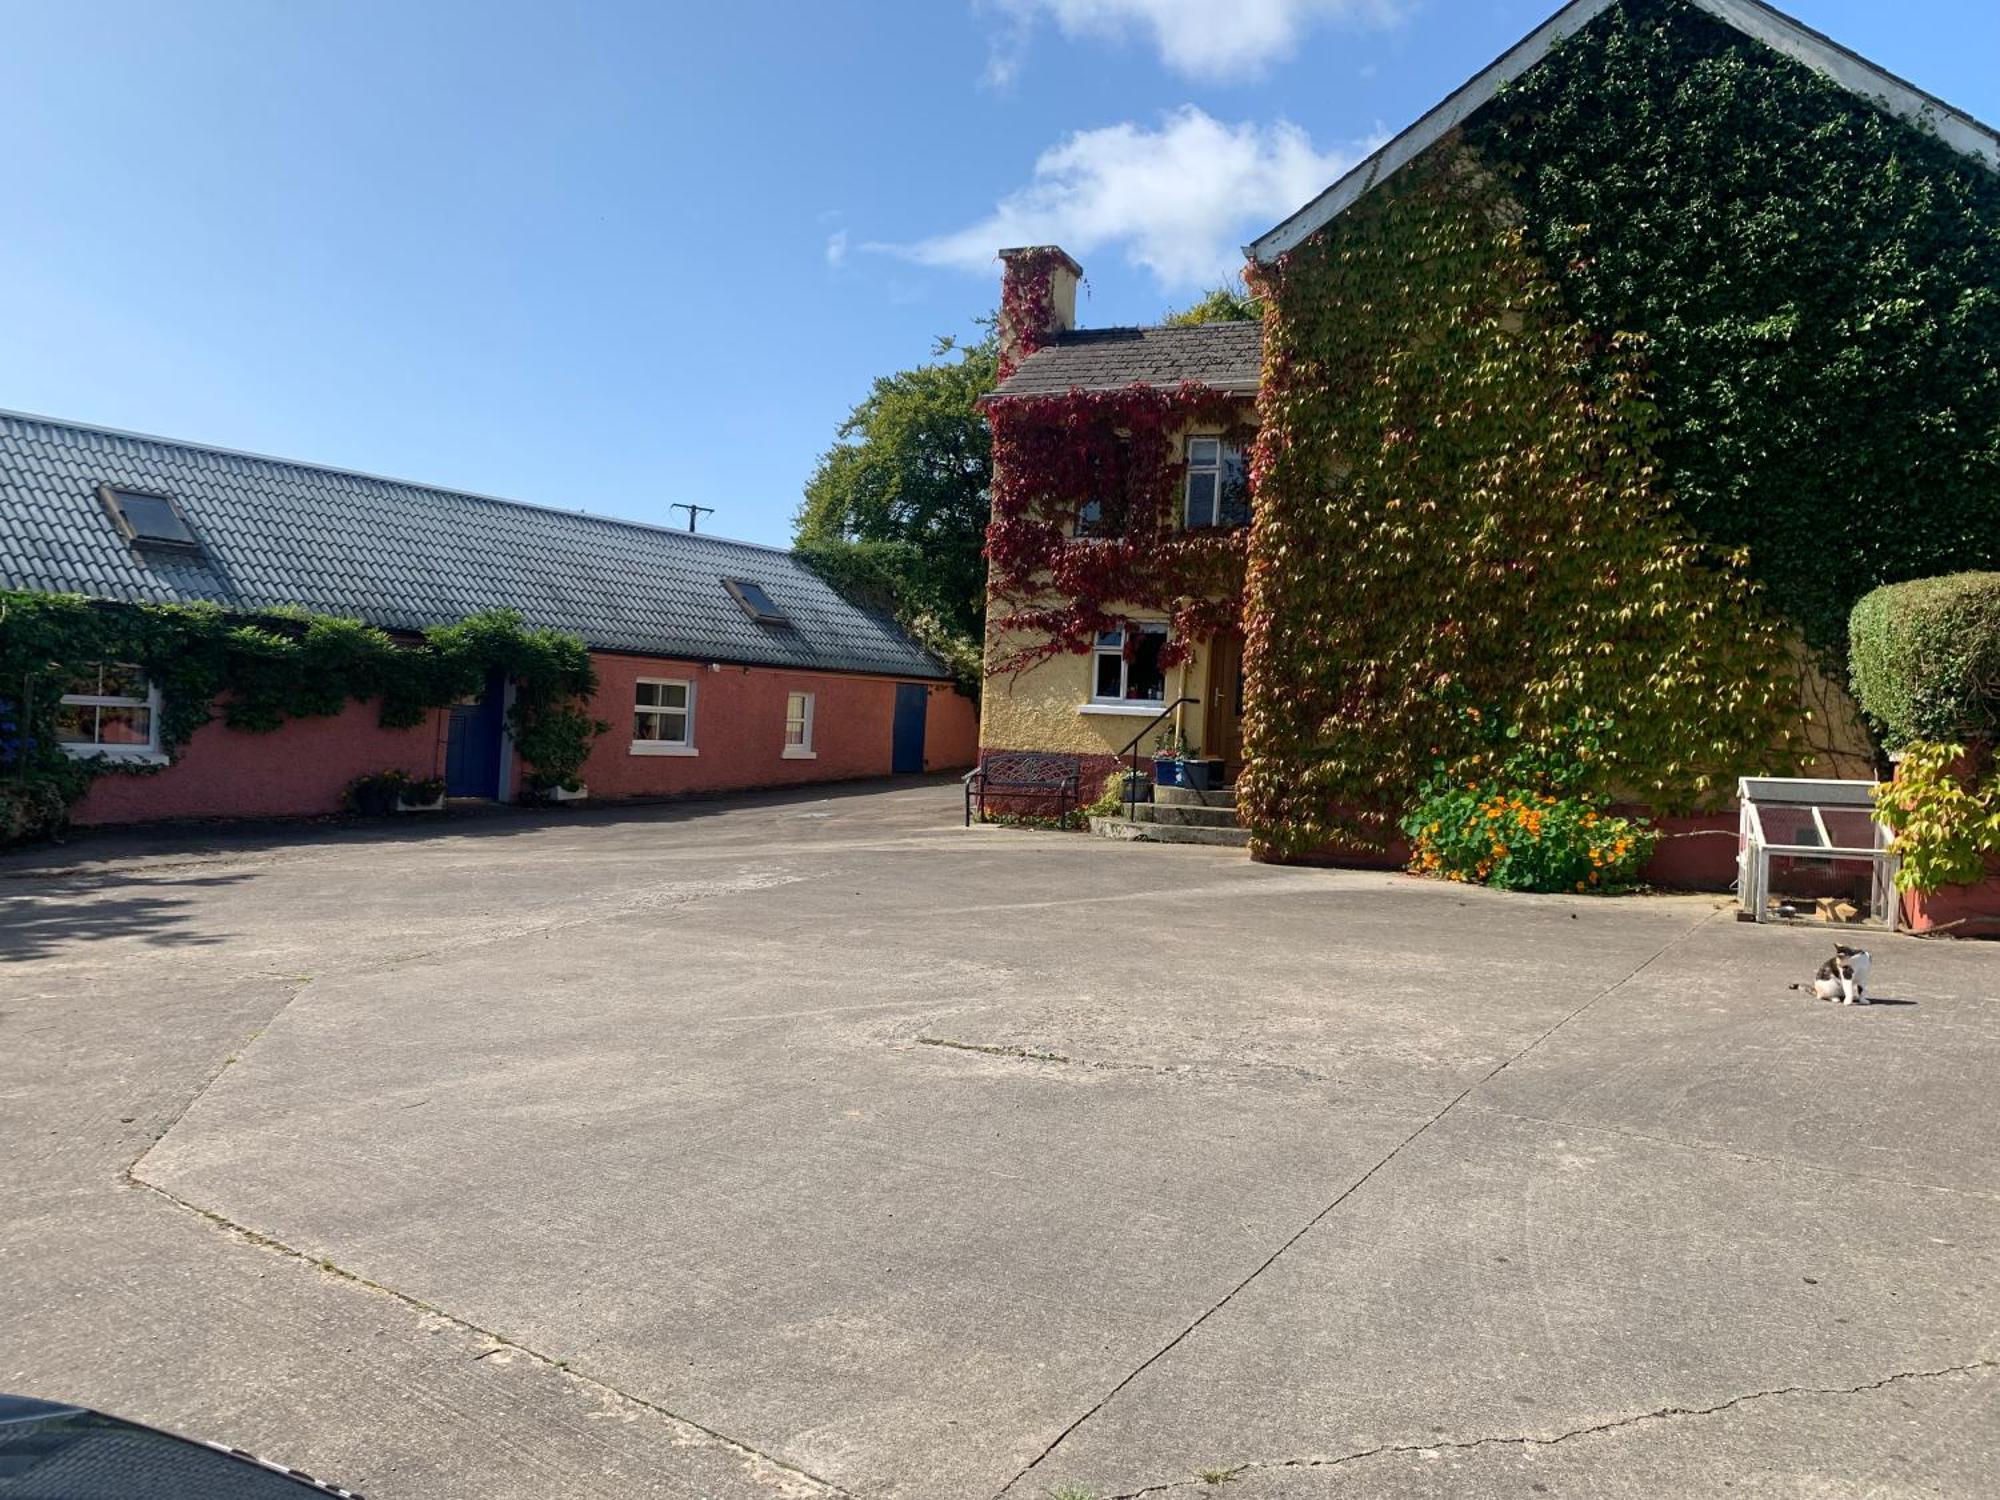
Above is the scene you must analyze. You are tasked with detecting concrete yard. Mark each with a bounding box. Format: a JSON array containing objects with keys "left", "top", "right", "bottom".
[{"left": 2, "top": 777, "right": 1996, "bottom": 1498}]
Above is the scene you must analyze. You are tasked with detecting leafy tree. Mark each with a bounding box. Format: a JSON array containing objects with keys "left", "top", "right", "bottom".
[
  {"left": 795, "top": 331, "right": 996, "bottom": 690},
  {"left": 1163, "top": 281, "right": 1263, "bottom": 325}
]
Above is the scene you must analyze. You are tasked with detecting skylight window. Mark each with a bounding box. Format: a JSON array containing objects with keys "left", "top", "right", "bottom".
[
  {"left": 723, "top": 577, "right": 790, "bottom": 625},
  {"left": 99, "top": 486, "right": 199, "bottom": 550}
]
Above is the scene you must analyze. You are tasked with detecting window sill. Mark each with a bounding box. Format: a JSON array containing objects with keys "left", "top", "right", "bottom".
[
  {"left": 59, "top": 745, "right": 168, "bottom": 767},
  {"left": 781, "top": 747, "right": 818, "bottom": 760},
  {"left": 630, "top": 743, "right": 698, "bottom": 757},
  {"left": 1078, "top": 702, "right": 1172, "bottom": 717}
]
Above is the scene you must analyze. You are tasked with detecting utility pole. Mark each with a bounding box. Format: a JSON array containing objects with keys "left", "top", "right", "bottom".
[{"left": 670, "top": 503, "right": 715, "bottom": 533}]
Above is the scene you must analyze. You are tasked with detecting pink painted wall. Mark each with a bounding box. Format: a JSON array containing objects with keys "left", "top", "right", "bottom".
[
  {"left": 560, "top": 653, "right": 976, "bottom": 801},
  {"left": 73, "top": 699, "right": 445, "bottom": 826}
]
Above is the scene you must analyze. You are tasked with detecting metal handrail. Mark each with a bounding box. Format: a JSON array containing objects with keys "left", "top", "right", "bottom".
[{"left": 1118, "top": 696, "right": 1199, "bottom": 820}]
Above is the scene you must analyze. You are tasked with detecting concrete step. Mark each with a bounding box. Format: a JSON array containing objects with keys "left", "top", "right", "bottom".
[
  {"left": 1153, "top": 783, "right": 1238, "bottom": 809},
  {"left": 1088, "top": 815, "right": 1252, "bottom": 849},
  {"left": 1128, "top": 802, "right": 1241, "bottom": 829}
]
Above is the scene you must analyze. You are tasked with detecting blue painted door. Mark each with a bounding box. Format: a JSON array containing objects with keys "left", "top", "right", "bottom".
[
  {"left": 445, "top": 670, "right": 506, "bottom": 798},
  {"left": 892, "top": 683, "right": 927, "bottom": 774}
]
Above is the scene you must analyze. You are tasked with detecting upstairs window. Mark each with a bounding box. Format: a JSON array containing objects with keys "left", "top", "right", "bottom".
[
  {"left": 1090, "top": 627, "right": 1167, "bottom": 705},
  {"left": 632, "top": 678, "right": 695, "bottom": 753},
  {"left": 724, "top": 577, "right": 789, "bottom": 625},
  {"left": 783, "top": 691, "right": 816, "bottom": 758},
  {"left": 99, "top": 486, "right": 200, "bottom": 550},
  {"left": 57, "top": 663, "right": 161, "bottom": 758},
  {"left": 1183, "top": 439, "right": 1250, "bottom": 530}
]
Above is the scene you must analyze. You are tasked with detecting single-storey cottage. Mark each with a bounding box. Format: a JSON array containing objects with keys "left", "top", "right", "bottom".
[{"left": 0, "top": 409, "right": 975, "bottom": 828}]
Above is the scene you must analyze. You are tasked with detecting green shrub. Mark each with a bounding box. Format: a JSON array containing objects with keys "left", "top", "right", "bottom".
[
  {"left": 1849, "top": 573, "right": 2000, "bottom": 750},
  {"left": 1400, "top": 722, "right": 1657, "bottom": 894},
  {"left": 1872, "top": 740, "right": 2000, "bottom": 893},
  {"left": 0, "top": 780, "right": 70, "bottom": 844}
]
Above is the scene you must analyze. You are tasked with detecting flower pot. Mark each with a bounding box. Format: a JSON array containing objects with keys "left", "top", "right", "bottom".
[
  {"left": 350, "top": 784, "right": 396, "bottom": 818},
  {"left": 1120, "top": 770, "right": 1152, "bottom": 804},
  {"left": 1152, "top": 756, "right": 1184, "bottom": 789},
  {"left": 1182, "top": 759, "right": 1213, "bottom": 792},
  {"left": 394, "top": 792, "right": 445, "bottom": 813},
  {"left": 545, "top": 783, "right": 588, "bottom": 803}
]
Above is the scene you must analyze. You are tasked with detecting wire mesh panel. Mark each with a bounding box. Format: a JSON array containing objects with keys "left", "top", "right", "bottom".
[{"left": 1738, "top": 778, "right": 1898, "bottom": 930}]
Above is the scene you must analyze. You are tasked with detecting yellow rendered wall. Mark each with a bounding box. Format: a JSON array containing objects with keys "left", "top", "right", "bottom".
[{"left": 980, "top": 619, "right": 1219, "bottom": 760}]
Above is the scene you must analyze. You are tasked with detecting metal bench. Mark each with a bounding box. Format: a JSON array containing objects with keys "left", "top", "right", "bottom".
[{"left": 964, "top": 751, "right": 1081, "bottom": 826}]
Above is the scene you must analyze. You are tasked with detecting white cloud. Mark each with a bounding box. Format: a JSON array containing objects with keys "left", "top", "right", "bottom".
[
  {"left": 871, "top": 107, "right": 1369, "bottom": 290},
  {"left": 984, "top": 0, "right": 1407, "bottom": 81},
  {"left": 825, "top": 229, "right": 849, "bottom": 270}
]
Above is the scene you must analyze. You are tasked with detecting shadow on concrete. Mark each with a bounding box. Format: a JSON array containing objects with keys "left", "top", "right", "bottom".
[
  {"left": 0, "top": 774, "right": 968, "bottom": 878},
  {"left": 0, "top": 871, "right": 249, "bottom": 963}
]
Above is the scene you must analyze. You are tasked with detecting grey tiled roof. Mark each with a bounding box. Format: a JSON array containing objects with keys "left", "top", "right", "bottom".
[
  {"left": 989, "top": 322, "right": 1263, "bottom": 399},
  {"left": 0, "top": 410, "right": 948, "bottom": 680}
]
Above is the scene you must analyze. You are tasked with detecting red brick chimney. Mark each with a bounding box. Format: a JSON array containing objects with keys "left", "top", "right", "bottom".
[{"left": 998, "top": 246, "right": 1082, "bottom": 377}]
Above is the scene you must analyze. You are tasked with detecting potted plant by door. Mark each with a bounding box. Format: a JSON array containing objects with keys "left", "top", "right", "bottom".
[
  {"left": 1152, "top": 730, "right": 1189, "bottom": 789},
  {"left": 394, "top": 777, "right": 447, "bottom": 813},
  {"left": 344, "top": 770, "right": 409, "bottom": 817}
]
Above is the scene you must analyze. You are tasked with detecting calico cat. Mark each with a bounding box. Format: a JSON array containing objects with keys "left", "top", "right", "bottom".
[{"left": 1790, "top": 944, "right": 1872, "bottom": 1005}]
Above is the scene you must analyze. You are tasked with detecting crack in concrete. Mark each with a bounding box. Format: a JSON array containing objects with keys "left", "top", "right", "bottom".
[
  {"left": 912, "top": 1036, "right": 1378, "bottom": 1092},
  {"left": 993, "top": 906, "right": 1728, "bottom": 1499},
  {"left": 119, "top": 971, "right": 847, "bottom": 1499},
  {"left": 121, "top": 1173, "right": 850, "bottom": 1499},
  {"left": 1098, "top": 1361, "right": 2000, "bottom": 1498}
]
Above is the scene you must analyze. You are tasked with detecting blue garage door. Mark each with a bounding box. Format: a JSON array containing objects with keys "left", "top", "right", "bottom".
[{"left": 892, "top": 683, "right": 927, "bottom": 774}]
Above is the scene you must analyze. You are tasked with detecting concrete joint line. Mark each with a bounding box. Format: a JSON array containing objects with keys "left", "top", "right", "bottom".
[
  {"left": 119, "top": 1172, "right": 853, "bottom": 1499},
  {"left": 993, "top": 908, "right": 1725, "bottom": 1499},
  {"left": 118, "top": 973, "right": 850, "bottom": 1499},
  {"left": 1100, "top": 1361, "right": 2000, "bottom": 1498}
]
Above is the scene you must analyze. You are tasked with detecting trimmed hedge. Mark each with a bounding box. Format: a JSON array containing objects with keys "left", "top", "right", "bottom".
[{"left": 1849, "top": 573, "right": 2000, "bottom": 749}]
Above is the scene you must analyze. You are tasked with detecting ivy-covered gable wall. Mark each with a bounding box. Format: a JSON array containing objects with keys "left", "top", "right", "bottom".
[
  {"left": 1470, "top": 0, "right": 2000, "bottom": 660},
  {"left": 1240, "top": 143, "right": 1800, "bottom": 856},
  {"left": 1240, "top": 0, "right": 1998, "bottom": 858}
]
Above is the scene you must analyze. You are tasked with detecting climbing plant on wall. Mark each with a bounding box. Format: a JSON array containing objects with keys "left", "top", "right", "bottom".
[
  {"left": 0, "top": 590, "right": 603, "bottom": 838},
  {"left": 1240, "top": 143, "right": 1801, "bottom": 858},
  {"left": 984, "top": 384, "right": 1254, "bottom": 677},
  {"left": 1469, "top": 0, "right": 2000, "bottom": 662}
]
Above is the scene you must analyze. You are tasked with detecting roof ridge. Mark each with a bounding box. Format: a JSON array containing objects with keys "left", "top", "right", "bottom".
[
  {"left": 0, "top": 405, "right": 795, "bottom": 560},
  {"left": 1248, "top": 0, "right": 2000, "bottom": 263}
]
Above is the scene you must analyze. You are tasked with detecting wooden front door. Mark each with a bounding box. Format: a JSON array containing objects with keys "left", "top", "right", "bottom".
[{"left": 1203, "top": 633, "right": 1245, "bottom": 775}]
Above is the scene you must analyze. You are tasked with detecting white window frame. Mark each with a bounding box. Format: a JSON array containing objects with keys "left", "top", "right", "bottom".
[
  {"left": 631, "top": 676, "right": 698, "bottom": 756},
  {"left": 1183, "top": 435, "right": 1248, "bottom": 530},
  {"left": 782, "top": 690, "right": 816, "bottom": 759},
  {"left": 56, "top": 663, "right": 166, "bottom": 764},
  {"left": 1082, "top": 625, "right": 1169, "bottom": 713}
]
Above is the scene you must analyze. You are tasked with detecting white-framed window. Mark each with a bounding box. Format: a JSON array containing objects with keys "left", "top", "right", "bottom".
[
  {"left": 1184, "top": 437, "right": 1251, "bottom": 530},
  {"left": 783, "top": 691, "right": 816, "bottom": 759},
  {"left": 1089, "top": 626, "right": 1167, "bottom": 705},
  {"left": 631, "top": 677, "right": 697, "bottom": 756},
  {"left": 56, "top": 662, "right": 163, "bottom": 760}
]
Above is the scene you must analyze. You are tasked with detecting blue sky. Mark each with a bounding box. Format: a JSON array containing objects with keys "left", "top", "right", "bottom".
[{"left": 1, "top": 0, "right": 1993, "bottom": 546}]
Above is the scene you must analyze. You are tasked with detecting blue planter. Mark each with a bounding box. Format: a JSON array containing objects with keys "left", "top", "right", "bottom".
[{"left": 1152, "top": 757, "right": 1185, "bottom": 788}]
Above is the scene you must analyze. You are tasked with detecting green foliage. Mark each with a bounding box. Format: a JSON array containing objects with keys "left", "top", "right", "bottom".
[
  {"left": 1849, "top": 572, "right": 2000, "bottom": 750},
  {"left": 1082, "top": 769, "right": 1131, "bottom": 819},
  {"left": 1401, "top": 721, "right": 1657, "bottom": 892},
  {"left": 0, "top": 778, "right": 69, "bottom": 843},
  {"left": 1471, "top": 0, "right": 2000, "bottom": 661},
  {"left": 0, "top": 589, "right": 604, "bottom": 838},
  {"left": 796, "top": 331, "right": 997, "bottom": 681},
  {"left": 794, "top": 537, "right": 983, "bottom": 694},
  {"left": 1163, "top": 282, "right": 1263, "bottom": 326},
  {"left": 1873, "top": 740, "right": 2000, "bottom": 893},
  {"left": 1241, "top": 144, "right": 1800, "bottom": 858}
]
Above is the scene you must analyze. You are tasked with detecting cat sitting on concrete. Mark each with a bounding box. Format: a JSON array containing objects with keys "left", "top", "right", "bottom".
[{"left": 1790, "top": 944, "right": 1872, "bottom": 1005}]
